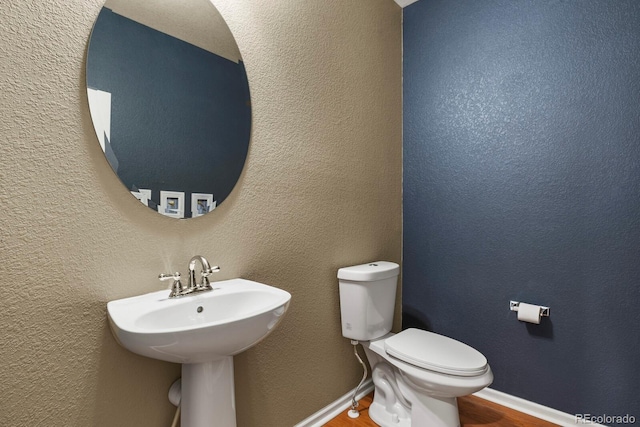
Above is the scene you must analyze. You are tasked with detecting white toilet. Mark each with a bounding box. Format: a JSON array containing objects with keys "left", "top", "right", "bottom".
[{"left": 338, "top": 261, "right": 493, "bottom": 427}]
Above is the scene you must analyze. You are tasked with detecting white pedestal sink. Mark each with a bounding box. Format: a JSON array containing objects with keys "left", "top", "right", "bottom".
[{"left": 107, "top": 278, "right": 291, "bottom": 427}]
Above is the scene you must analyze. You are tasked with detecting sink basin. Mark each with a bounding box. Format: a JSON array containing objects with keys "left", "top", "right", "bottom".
[
  {"left": 107, "top": 278, "right": 291, "bottom": 364},
  {"left": 108, "top": 277, "right": 291, "bottom": 427}
]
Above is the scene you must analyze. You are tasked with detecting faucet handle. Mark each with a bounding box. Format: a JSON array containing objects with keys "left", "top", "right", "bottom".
[
  {"left": 202, "top": 265, "right": 221, "bottom": 276},
  {"left": 159, "top": 271, "right": 181, "bottom": 282},
  {"left": 159, "top": 272, "right": 184, "bottom": 297},
  {"left": 198, "top": 266, "right": 220, "bottom": 290}
]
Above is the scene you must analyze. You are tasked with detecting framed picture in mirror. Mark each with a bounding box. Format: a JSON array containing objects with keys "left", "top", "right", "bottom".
[
  {"left": 131, "top": 189, "right": 152, "bottom": 206},
  {"left": 191, "top": 193, "right": 215, "bottom": 218},
  {"left": 159, "top": 191, "right": 185, "bottom": 219}
]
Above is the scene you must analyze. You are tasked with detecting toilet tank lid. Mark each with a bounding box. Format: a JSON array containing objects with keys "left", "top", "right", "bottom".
[{"left": 337, "top": 261, "right": 399, "bottom": 281}]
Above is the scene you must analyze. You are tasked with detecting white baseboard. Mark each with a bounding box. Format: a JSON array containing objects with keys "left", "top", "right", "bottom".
[
  {"left": 294, "top": 379, "right": 374, "bottom": 427},
  {"left": 473, "top": 387, "right": 606, "bottom": 427}
]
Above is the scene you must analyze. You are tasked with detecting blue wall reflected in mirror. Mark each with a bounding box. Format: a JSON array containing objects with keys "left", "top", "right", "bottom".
[{"left": 86, "top": 2, "right": 251, "bottom": 219}]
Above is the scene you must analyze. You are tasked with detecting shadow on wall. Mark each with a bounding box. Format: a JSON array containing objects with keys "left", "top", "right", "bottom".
[
  {"left": 402, "top": 305, "right": 432, "bottom": 332},
  {"left": 89, "top": 321, "right": 180, "bottom": 426},
  {"left": 524, "top": 319, "right": 553, "bottom": 340}
]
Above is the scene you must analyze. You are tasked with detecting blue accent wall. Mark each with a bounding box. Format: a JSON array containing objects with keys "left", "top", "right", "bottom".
[
  {"left": 87, "top": 8, "right": 251, "bottom": 216},
  {"left": 403, "top": 0, "right": 640, "bottom": 420}
]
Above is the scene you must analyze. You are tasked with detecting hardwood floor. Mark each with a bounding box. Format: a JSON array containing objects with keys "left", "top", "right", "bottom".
[
  {"left": 458, "top": 395, "right": 558, "bottom": 427},
  {"left": 323, "top": 393, "right": 559, "bottom": 427}
]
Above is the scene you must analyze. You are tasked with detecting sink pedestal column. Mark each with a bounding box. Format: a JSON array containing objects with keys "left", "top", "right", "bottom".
[{"left": 181, "top": 357, "right": 236, "bottom": 427}]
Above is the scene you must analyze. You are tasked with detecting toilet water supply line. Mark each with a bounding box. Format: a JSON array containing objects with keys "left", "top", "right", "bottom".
[
  {"left": 170, "top": 406, "right": 180, "bottom": 427},
  {"left": 348, "top": 340, "right": 368, "bottom": 419}
]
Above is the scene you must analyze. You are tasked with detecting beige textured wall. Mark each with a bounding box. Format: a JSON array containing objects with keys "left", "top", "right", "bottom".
[{"left": 0, "top": 0, "right": 402, "bottom": 426}]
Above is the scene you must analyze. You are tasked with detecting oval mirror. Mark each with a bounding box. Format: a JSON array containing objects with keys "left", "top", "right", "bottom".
[{"left": 86, "top": 0, "right": 251, "bottom": 219}]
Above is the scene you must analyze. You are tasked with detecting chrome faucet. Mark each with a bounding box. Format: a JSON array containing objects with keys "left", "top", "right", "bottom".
[{"left": 159, "top": 255, "right": 220, "bottom": 298}]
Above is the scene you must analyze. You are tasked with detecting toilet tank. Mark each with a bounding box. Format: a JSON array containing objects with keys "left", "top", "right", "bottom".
[{"left": 338, "top": 261, "right": 400, "bottom": 341}]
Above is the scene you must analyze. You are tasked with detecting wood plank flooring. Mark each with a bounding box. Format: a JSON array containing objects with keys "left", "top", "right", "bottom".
[{"left": 324, "top": 393, "right": 559, "bottom": 427}]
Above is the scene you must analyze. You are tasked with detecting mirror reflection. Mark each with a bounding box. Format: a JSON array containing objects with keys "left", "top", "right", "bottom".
[{"left": 87, "top": 0, "right": 251, "bottom": 218}]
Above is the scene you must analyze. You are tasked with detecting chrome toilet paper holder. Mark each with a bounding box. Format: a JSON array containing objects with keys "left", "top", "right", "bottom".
[{"left": 510, "top": 301, "right": 550, "bottom": 317}]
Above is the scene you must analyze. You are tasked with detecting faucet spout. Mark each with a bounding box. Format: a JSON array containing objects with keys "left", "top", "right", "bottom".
[{"left": 188, "top": 255, "right": 220, "bottom": 290}]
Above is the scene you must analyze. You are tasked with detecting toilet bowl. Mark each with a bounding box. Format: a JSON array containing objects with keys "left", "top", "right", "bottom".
[
  {"left": 338, "top": 262, "right": 493, "bottom": 427},
  {"left": 363, "top": 330, "right": 493, "bottom": 427}
]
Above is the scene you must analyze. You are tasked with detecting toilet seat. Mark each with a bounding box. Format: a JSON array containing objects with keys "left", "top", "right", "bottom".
[{"left": 384, "top": 328, "right": 488, "bottom": 377}]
